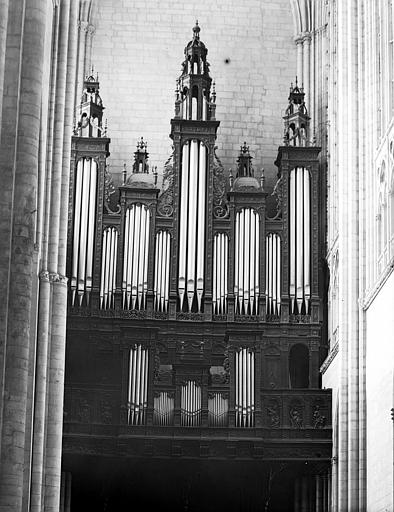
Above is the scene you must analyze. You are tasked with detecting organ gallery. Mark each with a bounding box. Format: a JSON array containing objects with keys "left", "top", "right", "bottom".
[{"left": 63, "top": 23, "right": 332, "bottom": 511}]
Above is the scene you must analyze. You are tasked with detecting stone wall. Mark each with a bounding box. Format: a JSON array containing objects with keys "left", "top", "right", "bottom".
[
  {"left": 366, "top": 272, "right": 394, "bottom": 512},
  {"left": 90, "top": 0, "right": 296, "bottom": 189}
]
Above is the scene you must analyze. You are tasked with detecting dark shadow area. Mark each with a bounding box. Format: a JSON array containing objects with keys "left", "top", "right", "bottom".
[{"left": 63, "top": 455, "right": 315, "bottom": 512}]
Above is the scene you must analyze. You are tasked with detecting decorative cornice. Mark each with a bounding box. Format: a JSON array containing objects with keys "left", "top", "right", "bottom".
[
  {"left": 361, "top": 257, "right": 394, "bottom": 310},
  {"left": 39, "top": 270, "right": 50, "bottom": 282},
  {"left": 49, "top": 272, "right": 68, "bottom": 284},
  {"left": 320, "top": 342, "right": 339, "bottom": 375}
]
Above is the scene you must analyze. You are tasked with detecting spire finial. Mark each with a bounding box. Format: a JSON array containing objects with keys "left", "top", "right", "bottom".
[{"left": 193, "top": 20, "right": 200, "bottom": 39}]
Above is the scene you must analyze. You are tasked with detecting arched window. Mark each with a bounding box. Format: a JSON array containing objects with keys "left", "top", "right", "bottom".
[
  {"left": 377, "top": 162, "right": 388, "bottom": 271},
  {"left": 389, "top": 142, "right": 394, "bottom": 255},
  {"left": 289, "top": 344, "right": 310, "bottom": 388}
]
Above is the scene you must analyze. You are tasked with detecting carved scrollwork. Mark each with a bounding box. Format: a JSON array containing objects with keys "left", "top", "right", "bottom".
[
  {"left": 222, "top": 346, "right": 230, "bottom": 383},
  {"left": 176, "top": 312, "right": 204, "bottom": 321},
  {"left": 213, "top": 148, "right": 229, "bottom": 219},
  {"left": 104, "top": 164, "right": 121, "bottom": 214},
  {"left": 289, "top": 314, "right": 311, "bottom": 324},
  {"left": 100, "top": 399, "right": 113, "bottom": 424},
  {"left": 267, "top": 176, "right": 283, "bottom": 220},
  {"left": 153, "top": 349, "right": 160, "bottom": 383},
  {"left": 120, "top": 309, "right": 147, "bottom": 320},
  {"left": 157, "top": 151, "right": 174, "bottom": 217}
]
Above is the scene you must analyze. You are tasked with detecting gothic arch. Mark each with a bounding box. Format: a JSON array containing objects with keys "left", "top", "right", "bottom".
[
  {"left": 79, "top": 0, "right": 94, "bottom": 22},
  {"left": 289, "top": 0, "right": 312, "bottom": 36}
]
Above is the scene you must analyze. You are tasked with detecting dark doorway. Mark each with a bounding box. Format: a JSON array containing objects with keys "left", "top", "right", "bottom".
[{"left": 289, "top": 344, "right": 310, "bottom": 388}]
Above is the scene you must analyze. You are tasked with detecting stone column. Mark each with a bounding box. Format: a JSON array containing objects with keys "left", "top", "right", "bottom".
[
  {"left": 337, "top": 1, "right": 361, "bottom": 510},
  {"left": 60, "top": 471, "right": 72, "bottom": 512},
  {"left": 322, "top": 474, "right": 328, "bottom": 512},
  {"left": 44, "top": 0, "right": 73, "bottom": 509},
  {"left": 315, "top": 474, "right": 322, "bottom": 512},
  {"left": 0, "top": 0, "right": 9, "bottom": 141},
  {"left": 301, "top": 476, "right": 309, "bottom": 512},
  {"left": 303, "top": 33, "right": 311, "bottom": 113},
  {"left": 84, "top": 23, "right": 95, "bottom": 79},
  {"left": 0, "top": 0, "right": 48, "bottom": 510},
  {"left": 295, "top": 36, "right": 303, "bottom": 82},
  {"left": 75, "top": 20, "right": 89, "bottom": 108},
  {"left": 294, "top": 477, "right": 301, "bottom": 512}
]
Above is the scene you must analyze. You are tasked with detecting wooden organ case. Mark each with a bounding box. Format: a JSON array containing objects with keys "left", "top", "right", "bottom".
[{"left": 63, "top": 24, "right": 332, "bottom": 512}]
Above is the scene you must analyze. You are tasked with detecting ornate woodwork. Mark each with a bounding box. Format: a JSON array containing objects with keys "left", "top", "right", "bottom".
[{"left": 64, "top": 24, "right": 331, "bottom": 465}]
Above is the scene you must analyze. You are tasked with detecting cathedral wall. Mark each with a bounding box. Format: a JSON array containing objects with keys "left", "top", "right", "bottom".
[
  {"left": 90, "top": 0, "right": 296, "bottom": 188},
  {"left": 366, "top": 271, "right": 394, "bottom": 512}
]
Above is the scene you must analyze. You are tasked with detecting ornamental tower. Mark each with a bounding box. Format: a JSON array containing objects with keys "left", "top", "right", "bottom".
[
  {"left": 170, "top": 21, "right": 220, "bottom": 314},
  {"left": 275, "top": 79, "right": 321, "bottom": 319},
  {"left": 68, "top": 73, "right": 110, "bottom": 307}
]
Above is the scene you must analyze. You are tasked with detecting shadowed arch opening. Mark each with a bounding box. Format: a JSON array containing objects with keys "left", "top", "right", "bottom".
[{"left": 289, "top": 343, "right": 309, "bottom": 388}]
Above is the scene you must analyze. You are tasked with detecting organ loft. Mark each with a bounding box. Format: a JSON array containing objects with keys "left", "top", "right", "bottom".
[{"left": 63, "top": 23, "right": 332, "bottom": 512}]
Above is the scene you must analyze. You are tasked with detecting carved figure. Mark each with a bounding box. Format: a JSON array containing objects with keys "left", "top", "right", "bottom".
[
  {"left": 312, "top": 405, "right": 326, "bottom": 428},
  {"left": 290, "top": 407, "right": 303, "bottom": 428}
]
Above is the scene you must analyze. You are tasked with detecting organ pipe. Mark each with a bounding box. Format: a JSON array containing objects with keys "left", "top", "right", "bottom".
[
  {"left": 100, "top": 227, "right": 118, "bottom": 309},
  {"left": 127, "top": 344, "right": 149, "bottom": 425},
  {"left": 265, "top": 233, "right": 281, "bottom": 316},
  {"left": 213, "top": 233, "right": 228, "bottom": 314},
  {"left": 235, "top": 348, "right": 255, "bottom": 427},
  {"left": 178, "top": 140, "right": 207, "bottom": 312},
  {"left": 234, "top": 208, "right": 260, "bottom": 315},
  {"left": 181, "top": 381, "right": 201, "bottom": 427},
  {"left": 71, "top": 158, "right": 97, "bottom": 306},
  {"left": 153, "top": 392, "right": 174, "bottom": 426},
  {"left": 154, "top": 230, "right": 171, "bottom": 312},
  {"left": 208, "top": 393, "right": 228, "bottom": 427},
  {"left": 289, "top": 167, "right": 311, "bottom": 314},
  {"left": 122, "top": 204, "right": 150, "bottom": 310}
]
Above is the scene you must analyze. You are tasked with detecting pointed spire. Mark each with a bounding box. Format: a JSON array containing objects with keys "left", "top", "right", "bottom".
[
  {"left": 236, "top": 142, "right": 254, "bottom": 178},
  {"left": 75, "top": 69, "right": 105, "bottom": 138},
  {"left": 132, "top": 137, "right": 149, "bottom": 174},
  {"left": 283, "top": 78, "right": 310, "bottom": 147},
  {"left": 174, "top": 22, "right": 216, "bottom": 122},
  {"left": 192, "top": 20, "right": 200, "bottom": 41}
]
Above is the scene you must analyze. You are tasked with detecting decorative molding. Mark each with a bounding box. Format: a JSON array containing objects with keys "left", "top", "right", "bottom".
[
  {"left": 104, "top": 164, "right": 121, "bottom": 214},
  {"left": 361, "top": 257, "right": 394, "bottom": 310},
  {"left": 212, "top": 148, "right": 229, "bottom": 219},
  {"left": 320, "top": 341, "right": 339, "bottom": 375},
  {"left": 157, "top": 151, "right": 174, "bottom": 217}
]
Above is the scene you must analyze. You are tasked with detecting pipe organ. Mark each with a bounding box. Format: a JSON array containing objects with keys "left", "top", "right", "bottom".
[
  {"left": 208, "top": 393, "right": 228, "bottom": 427},
  {"left": 212, "top": 233, "right": 228, "bottom": 314},
  {"left": 122, "top": 204, "right": 150, "bottom": 310},
  {"left": 153, "top": 392, "right": 174, "bottom": 426},
  {"left": 71, "top": 158, "right": 97, "bottom": 306},
  {"left": 234, "top": 208, "right": 260, "bottom": 315},
  {"left": 265, "top": 233, "right": 281, "bottom": 316},
  {"left": 66, "top": 27, "right": 328, "bottom": 484},
  {"left": 100, "top": 227, "right": 118, "bottom": 309},
  {"left": 180, "top": 381, "right": 202, "bottom": 427},
  {"left": 154, "top": 230, "right": 171, "bottom": 312},
  {"left": 178, "top": 140, "right": 207, "bottom": 312},
  {"left": 127, "top": 344, "right": 149, "bottom": 425},
  {"left": 235, "top": 348, "right": 255, "bottom": 427},
  {"left": 289, "top": 167, "right": 311, "bottom": 314}
]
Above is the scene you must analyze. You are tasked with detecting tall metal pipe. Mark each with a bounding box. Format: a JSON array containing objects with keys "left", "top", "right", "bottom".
[
  {"left": 178, "top": 143, "right": 189, "bottom": 307},
  {"left": 290, "top": 169, "right": 296, "bottom": 311}
]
